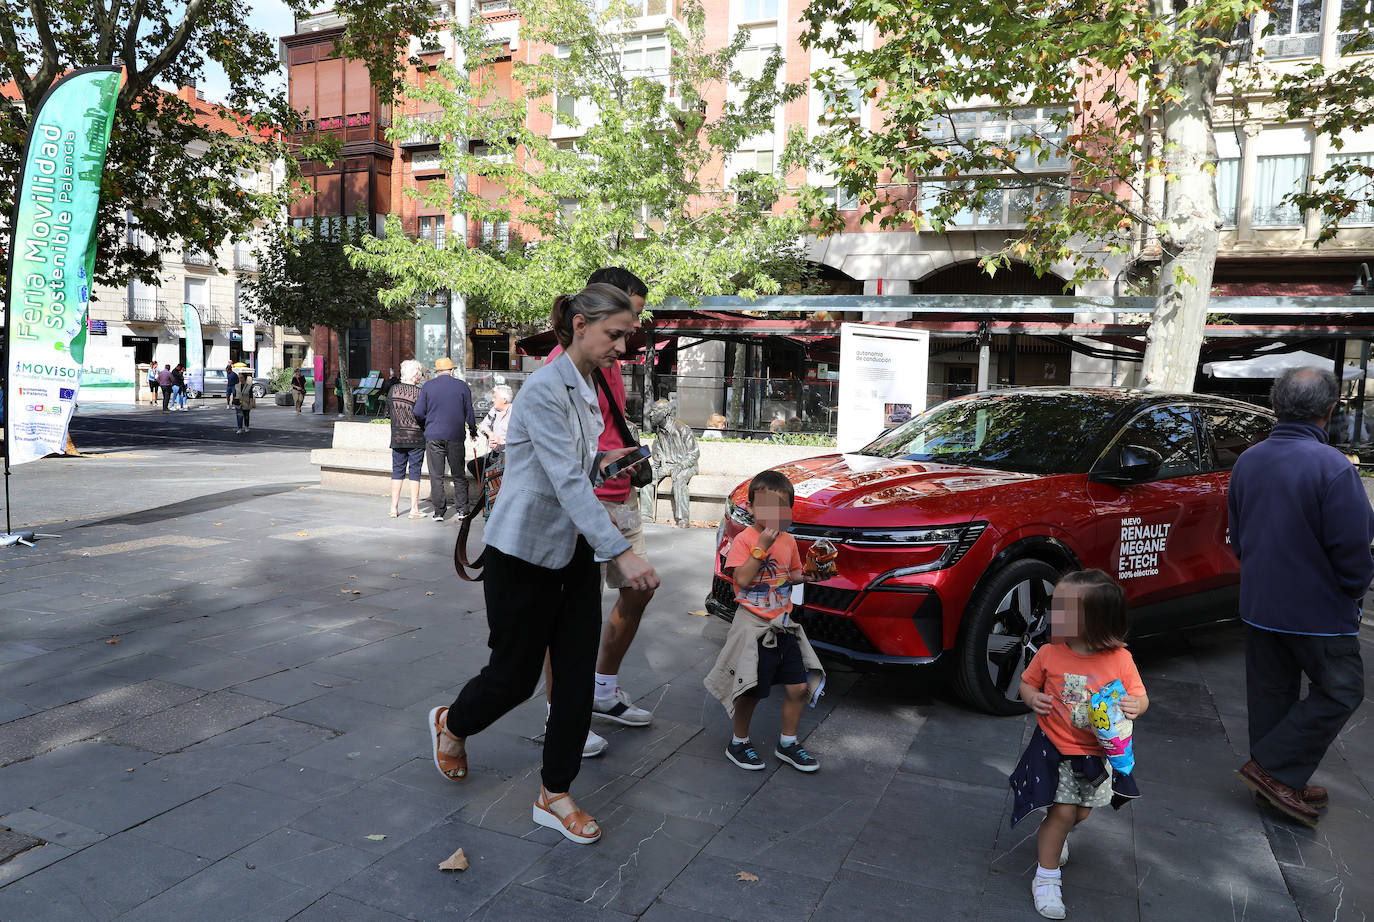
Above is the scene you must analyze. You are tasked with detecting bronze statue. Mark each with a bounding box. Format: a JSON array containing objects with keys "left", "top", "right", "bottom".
[{"left": 639, "top": 399, "right": 700, "bottom": 527}]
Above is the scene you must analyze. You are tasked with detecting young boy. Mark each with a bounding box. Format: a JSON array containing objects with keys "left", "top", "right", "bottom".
[{"left": 704, "top": 470, "right": 825, "bottom": 772}]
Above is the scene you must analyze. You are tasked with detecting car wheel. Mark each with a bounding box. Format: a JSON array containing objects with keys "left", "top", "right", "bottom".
[
  {"left": 251, "top": 384, "right": 266, "bottom": 398},
  {"left": 953, "top": 557, "right": 1060, "bottom": 715}
]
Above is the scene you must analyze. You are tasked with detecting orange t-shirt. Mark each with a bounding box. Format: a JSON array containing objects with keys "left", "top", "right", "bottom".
[
  {"left": 1021, "top": 644, "right": 1146, "bottom": 756},
  {"left": 724, "top": 526, "right": 803, "bottom": 620}
]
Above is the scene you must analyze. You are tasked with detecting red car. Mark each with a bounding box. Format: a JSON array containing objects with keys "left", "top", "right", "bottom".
[{"left": 707, "top": 388, "right": 1275, "bottom": 714}]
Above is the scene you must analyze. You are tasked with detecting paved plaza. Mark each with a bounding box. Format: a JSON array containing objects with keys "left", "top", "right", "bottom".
[{"left": 0, "top": 404, "right": 1371, "bottom": 920}]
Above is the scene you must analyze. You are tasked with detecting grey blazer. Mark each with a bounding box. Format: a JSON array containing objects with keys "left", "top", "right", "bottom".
[{"left": 483, "top": 353, "right": 631, "bottom": 569}]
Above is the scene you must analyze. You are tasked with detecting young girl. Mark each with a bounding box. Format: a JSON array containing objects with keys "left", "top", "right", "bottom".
[{"left": 1009, "top": 569, "right": 1148, "bottom": 920}]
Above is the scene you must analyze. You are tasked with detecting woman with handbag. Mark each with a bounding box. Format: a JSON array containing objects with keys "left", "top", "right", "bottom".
[
  {"left": 232, "top": 367, "right": 256, "bottom": 433},
  {"left": 429, "top": 283, "right": 658, "bottom": 845},
  {"left": 387, "top": 360, "right": 426, "bottom": 518}
]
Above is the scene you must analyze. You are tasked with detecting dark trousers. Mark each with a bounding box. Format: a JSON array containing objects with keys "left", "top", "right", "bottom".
[
  {"left": 426, "top": 439, "right": 468, "bottom": 514},
  {"left": 446, "top": 539, "right": 601, "bottom": 793},
  {"left": 161, "top": 384, "right": 172, "bottom": 410},
  {"left": 1246, "top": 624, "right": 1365, "bottom": 789}
]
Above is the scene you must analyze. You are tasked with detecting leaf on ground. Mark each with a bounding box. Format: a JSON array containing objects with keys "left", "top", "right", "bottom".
[
  {"left": 105, "top": 637, "right": 121, "bottom": 644},
  {"left": 297, "top": 531, "right": 309, "bottom": 536},
  {"left": 213, "top": 522, "right": 223, "bottom": 526},
  {"left": 438, "top": 847, "right": 469, "bottom": 871},
  {"left": 349, "top": 574, "right": 357, "bottom": 579},
  {"left": 350, "top": 589, "right": 363, "bottom": 595},
  {"left": 390, "top": 573, "right": 400, "bottom": 578},
  {"left": 736, "top": 871, "right": 759, "bottom": 882},
  {"left": 426, "top": 591, "right": 436, "bottom": 596},
  {"left": 688, "top": 609, "right": 708, "bottom": 617},
  {"left": 365, "top": 834, "right": 387, "bottom": 841}
]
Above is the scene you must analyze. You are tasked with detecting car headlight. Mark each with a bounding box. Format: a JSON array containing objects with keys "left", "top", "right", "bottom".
[{"left": 869, "top": 522, "right": 989, "bottom": 579}]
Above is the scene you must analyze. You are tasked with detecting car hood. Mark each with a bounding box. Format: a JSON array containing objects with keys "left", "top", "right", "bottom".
[{"left": 735, "top": 453, "right": 1049, "bottom": 527}]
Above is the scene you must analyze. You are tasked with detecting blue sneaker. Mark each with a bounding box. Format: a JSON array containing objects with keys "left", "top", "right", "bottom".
[
  {"left": 726, "top": 740, "right": 765, "bottom": 771},
  {"left": 775, "top": 741, "right": 819, "bottom": 772}
]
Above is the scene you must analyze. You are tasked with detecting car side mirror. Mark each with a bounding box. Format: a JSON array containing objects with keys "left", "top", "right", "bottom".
[{"left": 1091, "top": 444, "right": 1164, "bottom": 486}]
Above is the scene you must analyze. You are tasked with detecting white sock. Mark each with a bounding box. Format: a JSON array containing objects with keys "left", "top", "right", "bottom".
[
  {"left": 1035, "top": 866, "right": 1061, "bottom": 880},
  {"left": 594, "top": 673, "right": 617, "bottom": 701},
  {"left": 779, "top": 734, "right": 798, "bottom": 746},
  {"left": 732, "top": 735, "right": 750, "bottom": 745}
]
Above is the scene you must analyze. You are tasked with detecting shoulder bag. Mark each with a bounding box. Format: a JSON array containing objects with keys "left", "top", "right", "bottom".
[
  {"left": 593, "top": 369, "right": 654, "bottom": 489},
  {"left": 453, "top": 448, "right": 505, "bottom": 582}
]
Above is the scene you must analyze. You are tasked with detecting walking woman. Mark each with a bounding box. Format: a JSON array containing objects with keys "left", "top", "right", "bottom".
[
  {"left": 428, "top": 283, "right": 659, "bottom": 845},
  {"left": 232, "top": 367, "right": 256, "bottom": 433},
  {"left": 387, "top": 360, "right": 426, "bottom": 518}
]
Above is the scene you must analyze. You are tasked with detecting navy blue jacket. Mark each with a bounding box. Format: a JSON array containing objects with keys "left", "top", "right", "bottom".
[
  {"left": 412, "top": 374, "right": 477, "bottom": 442},
  {"left": 1228, "top": 421, "right": 1374, "bottom": 635}
]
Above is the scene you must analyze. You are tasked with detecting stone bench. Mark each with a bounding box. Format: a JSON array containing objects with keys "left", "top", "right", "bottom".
[{"left": 311, "top": 422, "right": 830, "bottom": 523}]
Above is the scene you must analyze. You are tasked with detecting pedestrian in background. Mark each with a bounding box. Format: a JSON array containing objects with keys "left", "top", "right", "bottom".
[
  {"left": 413, "top": 356, "right": 477, "bottom": 522},
  {"left": 1229, "top": 367, "right": 1374, "bottom": 826},
  {"left": 291, "top": 368, "right": 307, "bottom": 413},
  {"left": 157, "top": 364, "right": 174, "bottom": 412},
  {"left": 468, "top": 384, "right": 513, "bottom": 482},
  {"left": 146, "top": 364, "right": 159, "bottom": 405},
  {"left": 171, "top": 364, "right": 186, "bottom": 411},
  {"left": 387, "top": 360, "right": 426, "bottom": 519},
  {"left": 427, "top": 283, "right": 658, "bottom": 846},
  {"left": 225, "top": 364, "right": 238, "bottom": 408},
  {"left": 232, "top": 368, "right": 256, "bottom": 434}
]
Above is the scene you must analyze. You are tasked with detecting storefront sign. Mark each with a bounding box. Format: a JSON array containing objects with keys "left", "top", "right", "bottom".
[
  {"left": 3, "top": 66, "right": 121, "bottom": 466},
  {"left": 836, "top": 323, "right": 929, "bottom": 453},
  {"left": 472, "top": 327, "right": 505, "bottom": 338}
]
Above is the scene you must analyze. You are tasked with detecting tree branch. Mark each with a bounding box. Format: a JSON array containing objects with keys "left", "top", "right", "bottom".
[
  {"left": 27, "top": 0, "right": 59, "bottom": 92},
  {"left": 0, "top": 11, "right": 36, "bottom": 107}
]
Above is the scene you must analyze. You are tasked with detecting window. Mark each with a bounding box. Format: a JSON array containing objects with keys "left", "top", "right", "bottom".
[
  {"left": 1216, "top": 158, "right": 1240, "bottom": 226},
  {"left": 478, "top": 0, "right": 510, "bottom": 11},
  {"left": 919, "top": 180, "right": 1062, "bottom": 227},
  {"left": 559, "top": 197, "right": 580, "bottom": 225},
  {"left": 924, "top": 108, "right": 1069, "bottom": 171},
  {"left": 1253, "top": 154, "right": 1309, "bottom": 226},
  {"left": 185, "top": 276, "right": 208, "bottom": 308},
  {"left": 620, "top": 31, "right": 668, "bottom": 81},
  {"left": 823, "top": 186, "right": 859, "bottom": 210},
  {"left": 1327, "top": 152, "right": 1374, "bottom": 224},
  {"left": 1340, "top": 0, "right": 1374, "bottom": 50},
  {"left": 1106, "top": 406, "right": 1202, "bottom": 480},
  {"left": 741, "top": 0, "right": 779, "bottom": 21},
  {"left": 480, "top": 218, "right": 510, "bottom": 249},
  {"left": 1203, "top": 407, "right": 1272, "bottom": 471},
  {"left": 418, "top": 215, "right": 445, "bottom": 248},
  {"left": 736, "top": 145, "right": 775, "bottom": 174},
  {"left": 1263, "top": 0, "right": 1323, "bottom": 57}
]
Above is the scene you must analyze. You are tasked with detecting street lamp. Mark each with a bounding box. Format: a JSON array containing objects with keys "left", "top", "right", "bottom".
[{"left": 1351, "top": 263, "right": 1372, "bottom": 447}]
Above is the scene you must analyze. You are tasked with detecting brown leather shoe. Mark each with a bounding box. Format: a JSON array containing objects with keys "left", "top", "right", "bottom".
[
  {"left": 1300, "top": 785, "right": 1329, "bottom": 809},
  {"left": 1238, "top": 760, "right": 1320, "bottom": 827}
]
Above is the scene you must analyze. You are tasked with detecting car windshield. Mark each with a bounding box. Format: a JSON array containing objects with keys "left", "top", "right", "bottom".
[{"left": 858, "top": 392, "right": 1123, "bottom": 474}]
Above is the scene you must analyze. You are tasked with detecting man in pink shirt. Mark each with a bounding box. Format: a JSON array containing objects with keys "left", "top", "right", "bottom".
[{"left": 544, "top": 267, "right": 655, "bottom": 758}]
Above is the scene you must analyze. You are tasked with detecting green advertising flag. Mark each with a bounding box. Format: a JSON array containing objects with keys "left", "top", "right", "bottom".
[
  {"left": 4, "top": 66, "right": 121, "bottom": 466},
  {"left": 183, "top": 303, "right": 204, "bottom": 395}
]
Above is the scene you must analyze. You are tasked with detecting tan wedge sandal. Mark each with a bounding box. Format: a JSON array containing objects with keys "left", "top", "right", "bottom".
[
  {"left": 533, "top": 788, "right": 601, "bottom": 844},
  {"left": 428, "top": 706, "right": 467, "bottom": 781}
]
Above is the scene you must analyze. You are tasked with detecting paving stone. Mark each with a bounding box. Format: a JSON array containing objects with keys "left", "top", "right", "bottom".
[
  {"left": 288, "top": 721, "right": 421, "bottom": 781},
  {"left": 471, "top": 884, "right": 637, "bottom": 922},
  {"left": 286, "top": 892, "right": 411, "bottom": 922},
  {"left": 34, "top": 765, "right": 220, "bottom": 836},
  {"left": 702, "top": 786, "right": 878, "bottom": 880},
  {"left": 0, "top": 833, "right": 207, "bottom": 921},
  {"left": 144, "top": 717, "right": 340, "bottom": 785},
  {"left": 0, "top": 809, "right": 105, "bottom": 850},
  {"left": 812, "top": 868, "right": 980, "bottom": 921},
  {"left": 278, "top": 695, "right": 404, "bottom": 735},
  {"left": 517, "top": 803, "right": 717, "bottom": 915},
  {"left": 288, "top": 777, "right": 454, "bottom": 856},
  {"left": 0, "top": 842, "right": 74, "bottom": 888},
  {"left": 231, "top": 827, "right": 377, "bottom": 890},
  {"left": 1274, "top": 864, "right": 1374, "bottom": 922},
  {"left": 0, "top": 679, "right": 204, "bottom": 766},
  {"left": 161, "top": 656, "right": 302, "bottom": 693},
  {"left": 332, "top": 822, "right": 548, "bottom": 920},
  {"left": 867, "top": 772, "right": 1009, "bottom": 850},
  {"left": 0, "top": 740, "right": 151, "bottom": 815},
  {"left": 1132, "top": 813, "right": 1289, "bottom": 894},
  {"left": 132, "top": 783, "right": 312, "bottom": 861},
  {"left": 0, "top": 827, "right": 41, "bottom": 863},
  {"left": 1137, "top": 867, "right": 1299, "bottom": 922},
  {"left": 657, "top": 852, "right": 829, "bottom": 922},
  {"left": 637, "top": 903, "right": 730, "bottom": 922},
  {"left": 237, "top": 760, "right": 364, "bottom": 805},
  {"left": 101, "top": 689, "right": 278, "bottom": 753},
  {"left": 231, "top": 667, "right": 356, "bottom": 705},
  {"left": 118, "top": 858, "right": 321, "bottom": 922}
]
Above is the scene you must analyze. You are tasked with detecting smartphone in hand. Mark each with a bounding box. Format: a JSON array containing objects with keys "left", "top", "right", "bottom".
[{"left": 602, "top": 445, "right": 651, "bottom": 480}]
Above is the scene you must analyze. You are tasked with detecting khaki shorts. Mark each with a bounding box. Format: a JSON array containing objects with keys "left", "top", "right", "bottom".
[{"left": 601, "top": 493, "right": 647, "bottom": 590}]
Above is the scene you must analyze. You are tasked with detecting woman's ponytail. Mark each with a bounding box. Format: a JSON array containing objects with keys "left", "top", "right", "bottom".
[
  {"left": 550, "top": 293, "right": 577, "bottom": 348},
  {"left": 549, "top": 284, "right": 631, "bottom": 349}
]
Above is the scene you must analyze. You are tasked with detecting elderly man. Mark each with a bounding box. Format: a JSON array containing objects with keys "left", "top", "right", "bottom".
[
  {"left": 1229, "top": 367, "right": 1374, "bottom": 826},
  {"left": 413, "top": 356, "right": 477, "bottom": 522}
]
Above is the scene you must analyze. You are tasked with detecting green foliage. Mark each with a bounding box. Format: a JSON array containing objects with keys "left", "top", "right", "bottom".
[
  {"left": 796, "top": 0, "right": 1266, "bottom": 288},
  {"left": 352, "top": 0, "right": 815, "bottom": 323},
  {"left": 0, "top": 0, "right": 428, "bottom": 290},
  {"left": 266, "top": 366, "right": 295, "bottom": 392}
]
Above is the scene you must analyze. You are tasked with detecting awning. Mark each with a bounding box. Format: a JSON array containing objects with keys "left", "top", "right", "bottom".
[{"left": 1202, "top": 349, "right": 1365, "bottom": 380}]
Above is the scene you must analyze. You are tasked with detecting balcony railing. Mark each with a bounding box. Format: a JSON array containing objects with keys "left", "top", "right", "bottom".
[
  {"left": 397, "top": 110, "right": 445, "bottom": 148},
  {"left": 198, "top": 306, "right": 231, "bottom": 326},
  {"left": 125, "top": 298, "right": 170, "bottom": 324},
  {"left": 183, "top": 250, "right": 213, "bottom": 267},
  {"left": 1261, "top": 32, "right": 1321, "bottom": 59},
  {"left": 233, "top": 247, "right": 258, "bottom": 271}
]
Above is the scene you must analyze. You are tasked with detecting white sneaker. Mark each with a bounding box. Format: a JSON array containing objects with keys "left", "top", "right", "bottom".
[
  {"left": 582, "top": 729, "right": 608, "bottom": 758},
  {"left": 1032, "top": 874, "right": 1066, "bottom": 919},
  {"left": 591, "top": 688, "right": 653, "bottom": 726}
]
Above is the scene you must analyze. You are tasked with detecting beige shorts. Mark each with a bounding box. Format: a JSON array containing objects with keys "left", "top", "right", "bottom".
[{"left": 601, "top": 493, "right": 647, "bottom": 590}]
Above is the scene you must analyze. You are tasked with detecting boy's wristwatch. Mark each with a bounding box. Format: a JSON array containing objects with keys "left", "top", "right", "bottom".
[{"left": 750, "top": 546, "right": 766, "bottom": 560}]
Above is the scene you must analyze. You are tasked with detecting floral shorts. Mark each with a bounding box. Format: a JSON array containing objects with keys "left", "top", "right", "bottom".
[{"left": 1054, "top": 760, "right": 1113, "bottom": 808}]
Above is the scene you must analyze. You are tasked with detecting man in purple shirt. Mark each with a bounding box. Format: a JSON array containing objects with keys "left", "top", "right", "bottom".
[{"left": 157, "top": 364, "right": 174, "bottom": 412}]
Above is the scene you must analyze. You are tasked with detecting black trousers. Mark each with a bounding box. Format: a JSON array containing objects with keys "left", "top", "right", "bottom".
[
  {"left": 1246, "top": 624, "right": 1365, "bottom": 789},
  {"left": 161, "top": 384, "right": 172, "bottom": 410},
  {"left": 426, "top": 439, "right": 469, "bottom": 514},
  {"left": 446, "top": 539, "right": 601, "bottom": 794}
]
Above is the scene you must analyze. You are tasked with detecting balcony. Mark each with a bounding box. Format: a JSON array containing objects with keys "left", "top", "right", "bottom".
[
  {"left": 234, "top": 247, "right": 258, "bottom": 271},
  {"left": 197, "top": 306, "right": 231, "bottom": 327},
  {"left": 397, "top": 110, "right": 445, "bottom": 148},
  {"left": 1261, "top": 31, "right": 1321, "bottom": 59},
  {"left": 183, "top": 250, "right": 213, "bottom": 268},
  {"left": 125, "top": 298, "right": 170, "bottom": 324}
]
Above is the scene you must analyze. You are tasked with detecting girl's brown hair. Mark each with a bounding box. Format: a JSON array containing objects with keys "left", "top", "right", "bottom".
[
  {"left": 550, "top": 282, "right": 634, "bottom": 348},
  {"left": 1057, "top": 568, "right": 1128, "bottom": 651}
]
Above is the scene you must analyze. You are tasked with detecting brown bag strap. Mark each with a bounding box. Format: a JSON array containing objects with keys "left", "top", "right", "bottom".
[{"left": 453, "top": 480, "right": 488, "bottom": 582}]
